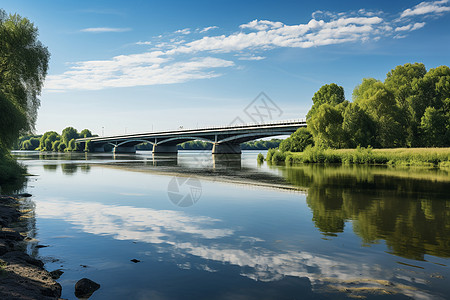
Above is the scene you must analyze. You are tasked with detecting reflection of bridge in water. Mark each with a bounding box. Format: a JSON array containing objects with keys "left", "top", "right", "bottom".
[{"left": 76, "top": 119, "right": 306, "bottom": 154}]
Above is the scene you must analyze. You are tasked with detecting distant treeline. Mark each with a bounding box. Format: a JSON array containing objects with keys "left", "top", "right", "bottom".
[{"left": 15, "top": 127, "right": 96, "bottom": 152}]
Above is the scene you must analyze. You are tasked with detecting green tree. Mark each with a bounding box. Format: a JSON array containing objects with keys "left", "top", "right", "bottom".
[
  {"left": 66, "top": 138, "right": 78, "bottom": 152},
  {"left": 84, "top": 140, "right": 93, "bottom": 152},
  {"left": 342, "top": 102, "right": 375, "bottom": 148},
  {"left": 58, "top": 142, "right": 66, "bottom": 152},
  {"left": 38, "top": 131, "right": 59, "bottom": 151},
  {"left": 385, "top": 63, "right": 427, "bottom": 109},
  {"left": 354, "top": 81, "right": 404, "bottom": 147},
  {"left": 280, "top": 128, "right": 314, "bottom": 152},
  {"left": 79, "top": 129, "right": 93, "bottom": 138},
  {"left": 52, "top": 140, "right": 60, "bottom": 152},
  {"left": 21, "top": 140, "right": 33, "bottom": 150},
  {"left": 308, "top": 104, "right": 345, "bottom": 148},
  {"left": 61, "top": 127, "right": 78, "bottom": 146},
  {"left": 0, "top": 10, "right": 50, "bottom": 141},
  {"left": 420, "top": 107, "right": 448, "bottom": 147},
  {"left": 0, "top": 91, "right": 27, "bottom": 149},
  {"left": 409, "top": 66, "right": 450, "bottom": 145},
  {"left": 307, "top": 83, "right": 345, "bottom": 119}
]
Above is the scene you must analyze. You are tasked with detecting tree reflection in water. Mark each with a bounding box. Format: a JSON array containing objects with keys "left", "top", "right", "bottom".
[{"left": 276, "top": 164, "right": 450, "bottom": 260}]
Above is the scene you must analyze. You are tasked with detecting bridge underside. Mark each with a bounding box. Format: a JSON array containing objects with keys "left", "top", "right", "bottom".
[{"left": 89, "top": 131, "right": 292, "bottom": 154}]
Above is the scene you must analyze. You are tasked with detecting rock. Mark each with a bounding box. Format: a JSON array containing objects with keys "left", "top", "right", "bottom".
[
  {"left": 74, "top": 278, "right": 100, "bottom": 298},
  {"left": 12, "top": 193, "right": 32, "bottom": 198},
  {"left": 36, "top": 244, "right": 49, "bottom": 248},
  {"left": 0, "top": 229, "right": 24, "bottom": 241},
  {"left": 130, "top": 258, "right": 140, "bottom": 263},
  {"left": 50, "top": 269, "right": 64, "bottom": 279}
]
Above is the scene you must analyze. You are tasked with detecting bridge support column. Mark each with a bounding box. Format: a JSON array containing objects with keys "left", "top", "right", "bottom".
[
  {"left": 152, "top": 144, "right": 178, "bottom": 154},
  {"left": 212, "top": 143, "right": 241, "bottom": 154},
  {"left": 113, "top": 146, "right": 136, "bottom": 154}
]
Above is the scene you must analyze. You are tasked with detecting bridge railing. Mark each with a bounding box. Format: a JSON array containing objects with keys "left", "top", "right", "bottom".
[{"left": 173, "top": 118, "right": 307, "bottom": 133}]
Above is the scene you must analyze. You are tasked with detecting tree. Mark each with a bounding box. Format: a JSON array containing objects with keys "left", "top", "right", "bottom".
[
  {"left": 308, "top": 104, "right": 345, "bottom": 148},
  {"left": 58, "top": 142, "right": 66, "bottom": 152},
  {"left": 342, "top": 103, "right": 375, "bottom": 148},
  {"left": 385, "top": 63, "right": 426, "bottom": 109},
  {"left": 66, "top": 138, "right": 78, "bottom": 152},
  {"left": 52, "top": 140, "right": 60, "bottom": 152},
  {"left": 79, "top": 129, "right": 93, "bottom": 138},
  {"left": 61, "top": 127, "right": 78, "bottom": 146},
  {"left": 420, "top": 107, "right": 448, "bottom": 147},
  {"left": 0, "top": 10, "right": 50, "bottom": 141},
  {"left": 352, "top": 78, "right": 380, "bottom": 102},
  {"left": 280, "top": 128, "right": 314, "bottom": 152},
  {"left": 38, "top": 131, "right": 59, "bottom": 150},
  {"left": 307, "top": 83, "right": 345, "bottom": 119},
  {"left": 354, "top": 81, "right": 404, "bottom": 147},
  {"left": 0, "top": 91, "right": 27, "bottom": 149}
]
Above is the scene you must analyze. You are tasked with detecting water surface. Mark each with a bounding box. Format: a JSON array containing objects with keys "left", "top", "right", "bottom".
[{"left": 12, "top": 150, "right": 450, "bottom": 299}]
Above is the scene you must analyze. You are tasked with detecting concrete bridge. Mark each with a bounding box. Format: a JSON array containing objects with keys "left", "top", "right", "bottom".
[{"left": 76, "top": 119, "right": 306, "bottom": 154}]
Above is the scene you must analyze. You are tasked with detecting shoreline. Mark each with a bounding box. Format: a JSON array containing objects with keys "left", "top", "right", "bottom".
[{"left": 0, "top": 194, "right": 62, "bottom": 300}]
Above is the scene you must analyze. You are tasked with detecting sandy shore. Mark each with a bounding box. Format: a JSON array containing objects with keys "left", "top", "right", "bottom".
[{"left": 0, "top": 195, "right": 62, "bottom": 300}]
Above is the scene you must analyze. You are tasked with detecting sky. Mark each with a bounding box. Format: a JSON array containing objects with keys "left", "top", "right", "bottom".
[{"left": 2, "top": 0, "right": 450, "bottom": 135}]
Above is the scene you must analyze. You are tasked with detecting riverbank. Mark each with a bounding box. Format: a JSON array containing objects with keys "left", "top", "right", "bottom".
[
  {"left": 0, "top": 195, "right": 61, "bottom": 300},
  {"left": 266, "top": 147, "right": 450, "bottom": 168}
]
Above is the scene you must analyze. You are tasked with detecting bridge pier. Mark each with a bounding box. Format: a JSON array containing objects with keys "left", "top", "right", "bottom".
[
  {"left": 212, "top": 143, "right": 241, "bottom": 154},
  {"left": 113, "top": 146, "right": 136, "bottom": 153},
  {"left": 152, "top": 144, "right": 178, "bottom": 154}
]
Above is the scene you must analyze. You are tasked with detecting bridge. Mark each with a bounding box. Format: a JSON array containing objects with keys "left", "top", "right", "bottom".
[{"left": 76, "top": 119, "right": 306, "bottom": 154}]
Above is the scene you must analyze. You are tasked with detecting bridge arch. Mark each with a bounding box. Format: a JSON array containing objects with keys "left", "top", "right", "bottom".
[
  {"left": 217, "top": 131, "right": 293, "bottom": 144},
  {"left": 156, "top": 136, "right": 214, "bottom": 145},
  {"left": 116, "top": 139, "right": 155, "bottom": 147}
]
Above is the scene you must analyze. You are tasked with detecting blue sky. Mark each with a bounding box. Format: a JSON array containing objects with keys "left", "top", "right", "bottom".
[{"left": 2, "top": 0, "right": 450, "bottom": 135}]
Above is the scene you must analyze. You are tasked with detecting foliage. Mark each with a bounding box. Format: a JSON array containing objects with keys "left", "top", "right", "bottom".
[
  {"left": 270, "top": 147, "right": 450, "bottom": 167},
  {"left": 308, "top": 104, "right": 345, "bottom": 148},
  {"left": 0, "top": 150, "right": 26, "bottom": 183},
  {"left": 298, "top": 63, "right": 450, "bottom": 150},
  {"left": 257, "top": 153, "right": 264, "bottom": 163},
  {"left": 79, "top": 129, "right": 93, "bottom": 138},
  {"left": 420, "top": 107, "right": 448, "bottom": 147},
  {"left": 307, "top": 83, "right": 345, "bottom": 119},
  {"left": 0, "top": 10, "right": 50, "bottom": 140},
  {"left": 279, "top": 128, "right": 313, "bottom": 152},
  {"left": 61, "top": 127, "right": 78, "bottom": 146}
]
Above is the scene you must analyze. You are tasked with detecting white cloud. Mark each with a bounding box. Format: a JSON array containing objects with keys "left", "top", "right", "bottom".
[
  {"left": 199, "top": 26, "right": 218, "bottom": 33},
  {"left": 175, "top": 28, "right": 191, "bottom": 35},
  {"left": 136, "top": 41, "right": 152, "bottom": 45},
  {"left": 237, "top": 55, "right": 266, "bottom": 61},
  {"left": 395, "top": 22, "right": 426, "bottom": 31},
  {"left": 400, "top": 0, "right": 450, "bottom": 18},
  {"left": 81, "top": 27, "right": 132, "bottom": 33},
  {"left": 45, "top": 56, "right": 233, "bottom": 91},
  {"left": 46, "top": 3, "right": 444, "bottom": 92}
]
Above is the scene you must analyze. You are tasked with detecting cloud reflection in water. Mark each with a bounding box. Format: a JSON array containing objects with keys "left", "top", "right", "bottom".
[{"left": 36, "top": 199, "right": 437, "bottom": 299}]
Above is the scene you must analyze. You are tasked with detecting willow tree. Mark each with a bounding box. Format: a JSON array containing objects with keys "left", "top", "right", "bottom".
[{"left": 0, "top": 10, "right": 50, "bottom": 150}]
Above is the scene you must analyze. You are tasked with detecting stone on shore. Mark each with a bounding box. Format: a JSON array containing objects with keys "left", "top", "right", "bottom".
[{"left": 74, "top": 278, "right": 100, "bottom": 298}]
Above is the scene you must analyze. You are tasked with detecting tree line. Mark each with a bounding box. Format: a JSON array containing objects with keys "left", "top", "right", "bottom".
[
  {"left": 281, "top": 63, "right": 450, "bottom": 152},
  {"left": 16, "top": 127, "right": 95, "bottom": 152}
]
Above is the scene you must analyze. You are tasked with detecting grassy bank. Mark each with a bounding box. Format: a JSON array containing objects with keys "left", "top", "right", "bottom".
[{"left": 265, "top": 146, "right": 450, "bottom": 168}]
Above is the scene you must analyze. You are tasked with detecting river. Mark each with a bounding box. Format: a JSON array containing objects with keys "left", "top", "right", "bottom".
[{"left": 9, "top": 150, "right": 450, "bottom": 299}]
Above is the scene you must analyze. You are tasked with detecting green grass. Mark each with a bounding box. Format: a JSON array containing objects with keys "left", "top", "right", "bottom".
[{"left": 266, "top": 146, "right": 450, "bottom": 168}]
